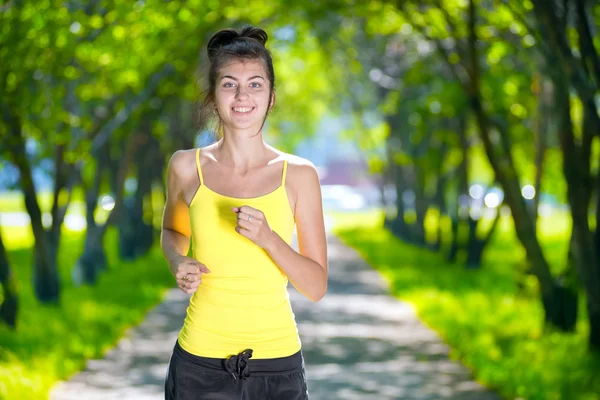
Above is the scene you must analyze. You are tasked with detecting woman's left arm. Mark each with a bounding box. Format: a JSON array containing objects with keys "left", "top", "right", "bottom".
[{"left": 233, "top": 162, "right": 328, "bottom": 302}]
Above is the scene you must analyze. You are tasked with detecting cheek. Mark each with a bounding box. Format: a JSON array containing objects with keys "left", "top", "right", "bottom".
[
  {"left": 215, "top": 92, "right": 233, "bottom": 107},
  {"left": 258, "top": 92, "right": 272, "bottom": 106}
]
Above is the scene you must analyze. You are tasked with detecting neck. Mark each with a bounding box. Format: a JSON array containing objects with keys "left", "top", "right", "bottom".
[{"left": 217, "top": 127, "right": 268, "bottom": 169}]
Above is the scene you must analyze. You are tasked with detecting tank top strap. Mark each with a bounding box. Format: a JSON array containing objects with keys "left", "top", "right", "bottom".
[
  {"left": 281, "top": 159, "right": 288, "bottom": 186},
  {"left": 195, "top": 148, "right": 204, "bottom": 185}
]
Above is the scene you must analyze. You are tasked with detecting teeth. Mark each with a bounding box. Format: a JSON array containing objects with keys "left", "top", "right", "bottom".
[{"left": 233, "top": 107, "right": 253, "bottom": 113}]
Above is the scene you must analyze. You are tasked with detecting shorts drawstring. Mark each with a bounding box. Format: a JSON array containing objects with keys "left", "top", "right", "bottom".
[{"left": 223, "top": 349, "right": 254, "bottom": 380}]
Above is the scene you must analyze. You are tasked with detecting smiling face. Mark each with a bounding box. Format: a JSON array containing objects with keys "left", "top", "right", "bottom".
[{"left": 214, "top": 59, "right": 274, "bottom": 132}]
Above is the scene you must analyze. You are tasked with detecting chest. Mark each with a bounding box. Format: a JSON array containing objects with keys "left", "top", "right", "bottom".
[{"left": 203, "top": 166, "right": 282, "bottom": 199}]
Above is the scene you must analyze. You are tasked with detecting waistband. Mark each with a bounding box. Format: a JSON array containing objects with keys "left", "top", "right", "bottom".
[{"left": 173, "top": 340, "right": 304, "bottom": 380}]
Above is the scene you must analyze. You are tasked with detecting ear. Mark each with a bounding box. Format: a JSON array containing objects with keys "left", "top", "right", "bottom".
[{"left": 269, "top": 91, "right": 276, "bottom": 109}]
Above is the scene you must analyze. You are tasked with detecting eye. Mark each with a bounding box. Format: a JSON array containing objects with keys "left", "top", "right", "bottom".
[
  {"left": 223, "top": 82, "right": 235, "bottom": 88},
  {"left": 250, "top": 82, "right": 262, "bottom": 88}
]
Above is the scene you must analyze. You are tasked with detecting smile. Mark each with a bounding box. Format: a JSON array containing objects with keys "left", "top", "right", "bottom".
[{"left": 232, "top": 107, "right": 255, "bottom": 113}]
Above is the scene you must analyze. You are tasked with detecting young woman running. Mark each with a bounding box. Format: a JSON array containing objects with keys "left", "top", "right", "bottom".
[{"left": 161, "top": 25, "right": 328, "bottom": 399}]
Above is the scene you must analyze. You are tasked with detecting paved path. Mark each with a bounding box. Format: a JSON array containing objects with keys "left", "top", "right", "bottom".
[{"left": 50, "top": 233, "right": 501, "bottom": 400}]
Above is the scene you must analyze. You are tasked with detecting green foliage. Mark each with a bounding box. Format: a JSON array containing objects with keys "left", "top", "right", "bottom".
[
  {"left": 0, "top": 228, "right": 174, "bottom": 399},
  {"left": 332, "top": 211, "right": 600, "bottom": 400}
]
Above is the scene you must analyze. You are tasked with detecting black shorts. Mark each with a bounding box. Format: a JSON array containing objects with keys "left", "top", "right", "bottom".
[{"left": 165, "top": 341, "right": 309, "bottom": 400}]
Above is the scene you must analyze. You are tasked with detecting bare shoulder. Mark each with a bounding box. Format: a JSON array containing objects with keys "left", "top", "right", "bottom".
[
  {"left": 284, "top": 154, "right": 321, "bottom": 188},
  {"left": 281, "top": 153, "right": 317, "bottom": 174},
  {"left": 167, "top": 149, "right": 197, "bottom": 186}
]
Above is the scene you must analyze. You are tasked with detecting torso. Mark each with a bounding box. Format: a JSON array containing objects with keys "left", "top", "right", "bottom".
[{"left": 177, "top": 145, "right": 302, "bottom": 359}]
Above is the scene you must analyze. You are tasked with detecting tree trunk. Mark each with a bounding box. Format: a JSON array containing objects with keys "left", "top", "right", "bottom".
[
  {"left": 596, "top": 170, "right": 600, "bottom": 286},
  {"left": 532, "top": 73, "right": 550, "bottom": 229},
  {"left": 432, "top": 172, "right": 448, "bottom": 252},
  {"left": 447, "top": 216, "right": 460, "bottom": 263},
  {"left": 393, "top": 169, "right": 410, "bottom": 239},
  {"left": 32, "top": 232, "right": 60, "bottom": 303},
  {"left": 465, "top": 206, "right": 501, "bottom": 269},
  {"left": 385, "top": 114, "right": 409, "bottom": 240},
  {"left": 0, "top": 228, "right": 18, "bottom": 328},
  {"left": 412, "top": 174, "right": 428, "bottom": 246},
  {"left": 411, "top": 127, "right": 434, "bottom": 247},
  {"left": 3, "top": 106, "right": 60, "bottom": 303},
  {"left": 465, "top": 235, "right": 485, "bottom": 269},
  {"left": 72, "top": 138, "right": 110, "bottom": 285},
  {"left": 76, "top": 225, "right": 107, "bottom": 284},
  {"left": 466, "top": 0, "right": 564, "bottom": 329},
  {"left": 73, "top": 209, "right": 108, "bottom": 286},
  {"left": 119, "top": 129, "right": 157, "bottom": 260},
  {"left": 448, "top": 115, "right": 471, "bottom": 263},
  {"left": 531, "top": 0, "right": 600, "bottom": 350},
  {"left": 552, "top": 67, "right": 600, "bottom": 348},
  {"left": 465, "top": 217, "right": 480, "bottom": 268},
  {"left": 430, "top": 139, "right": 449, "bottom": 251}
]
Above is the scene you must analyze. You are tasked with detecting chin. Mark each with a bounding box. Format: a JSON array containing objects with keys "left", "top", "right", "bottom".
[{"left": 227, "top": 121, "right": 264, "bottom": 131}]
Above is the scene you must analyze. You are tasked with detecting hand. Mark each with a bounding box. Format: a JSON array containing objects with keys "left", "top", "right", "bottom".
[
  {"left": 171, "top": 255, "right": 210, "bottom": 295},
  {"left": 232, "top": 205, "right": 275, "bottom": 249}
]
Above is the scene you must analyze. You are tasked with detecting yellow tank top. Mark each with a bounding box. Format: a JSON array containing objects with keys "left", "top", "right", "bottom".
[{"left": 177, "top": 148, "right": 301, "bottom": 359}]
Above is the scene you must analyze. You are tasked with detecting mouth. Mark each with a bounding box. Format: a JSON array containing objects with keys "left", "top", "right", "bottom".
[{"left": 232, "top": 106, "right": 255, "bottom": 115}]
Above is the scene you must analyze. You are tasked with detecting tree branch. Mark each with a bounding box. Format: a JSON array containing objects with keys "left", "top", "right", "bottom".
[
  {"left": 433, "top": 0, "right": 469, "bottom": 61},
  {"left": 575, "top": 0, "right": 600, "bottom": 89},
  {"left": 398, "top": 6, "right": 470, "bottom": 91},
  {"left": 531, "top": 1, "right": 597, "bottom": 104},
  {"left": 91, "top": 64, "right": 174, "bottom": 152}
]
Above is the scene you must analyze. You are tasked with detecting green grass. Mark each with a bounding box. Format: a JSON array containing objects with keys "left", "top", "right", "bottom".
[
  {"left": 331, "top": 210, "right": 600, "bottom": 400},
  {"left": 0, "top": 226, "right": 175, "bottom": 399}
]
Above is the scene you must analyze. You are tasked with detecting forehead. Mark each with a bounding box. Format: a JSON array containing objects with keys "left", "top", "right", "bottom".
[{"left": 218, "top": 59, "right": 267, "bottom": 79}]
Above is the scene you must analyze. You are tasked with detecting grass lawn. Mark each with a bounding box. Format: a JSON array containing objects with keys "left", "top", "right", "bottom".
[
  {"left": 0, "top": 225, "right": 175, "bottom": 399},
  {"left": 331, "top": 209, "right": 600, "bottom": 400}
]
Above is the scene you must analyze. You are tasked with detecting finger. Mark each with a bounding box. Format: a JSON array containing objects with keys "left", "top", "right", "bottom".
[
  {"left": 181, "top": 279, "right": 201, "bottom": 289},
  {"left": 177, "top": 273, "right": 199, "bottom": 283},
  {"left": 238, "top": 205, "right": 262, "bottom": 219},
  {"left": 181, "top": 285, "right": 198, "bottom": 295},
  {"left": 176, "top": 262, "right": 210, "bottom": 277},
  {"left": 235, "top": 225, "right": 251, "bottom": 236},
  {"left": 176, "top": 263, "right": 199, "bottom": 276},
  {"left": 236, "top": 212, "right": 256, "bottom": 224},
  {"left": 178, "top": 278, "right": 201, "bottom": 292},
  {"left": 197, "top": 263, "right": 211, "bottom": 274},
  {"left": 186, "top": 261, "right": 210, "bottom": 274},
  {"left": 176, "top": 269, "right": 200, "bottom": 280},
  {"left": 176, "top": 269, "right": 192, "bottom": 279},
  {"left": 236, "top": 219, "right": 254, "bottom": 231}
]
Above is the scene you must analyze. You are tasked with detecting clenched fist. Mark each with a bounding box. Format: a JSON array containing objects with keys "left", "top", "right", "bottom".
[
  {"left": 171, "top": 255, "right": 210, "bottom": 295},
  {"left": 232, "top": 205, "right": 276, "bottom": 250}
]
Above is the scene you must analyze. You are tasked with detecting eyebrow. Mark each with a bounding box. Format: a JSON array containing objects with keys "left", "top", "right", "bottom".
[{"left": 220, "top": 75, "right": 265, "bottom": 81}]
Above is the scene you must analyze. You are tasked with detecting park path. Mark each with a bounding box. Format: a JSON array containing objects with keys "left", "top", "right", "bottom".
[{"left": 50, "top": 229, "right": 501, "bottom": 400}]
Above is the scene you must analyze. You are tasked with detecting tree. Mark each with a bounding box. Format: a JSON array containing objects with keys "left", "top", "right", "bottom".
[
  {"left": 525, "top": 0, "right": 600, "bottom": 349},
  {"left": 386, "top": 0, "right": 581, "bottom": 336},
  {"left": 0, "top": 226, "right": 18, "bottom": 328}
]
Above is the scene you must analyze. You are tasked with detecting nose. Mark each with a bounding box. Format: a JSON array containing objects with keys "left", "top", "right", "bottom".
[{"left": 235, "top": 85, "right": 249, "bottom": 100}]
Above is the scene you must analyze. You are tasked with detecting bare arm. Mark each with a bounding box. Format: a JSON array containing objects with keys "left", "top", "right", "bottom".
[
  {"left": 233, "top": 161, "right": 328, "bottom": 302},
  {"left": 161, "top": 150, "right": 209, "bottom": 293}
]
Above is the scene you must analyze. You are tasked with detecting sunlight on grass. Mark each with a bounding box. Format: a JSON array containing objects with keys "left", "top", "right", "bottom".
[
  {"left": 0, "top": 228, "right": 175, "bottom": 399},
  {"left": 331, "top": 210, "right": 600, "bottom": 400}
]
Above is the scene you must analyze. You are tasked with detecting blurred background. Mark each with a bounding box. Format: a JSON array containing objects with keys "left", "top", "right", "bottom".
[{"left": 1, "top": 0, "right": 599, "bottom": 399}]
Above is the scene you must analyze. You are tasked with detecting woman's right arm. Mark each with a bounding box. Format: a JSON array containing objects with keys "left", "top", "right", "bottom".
[{"left": 161, "top": 150, "right": 209, "bottom": 294}]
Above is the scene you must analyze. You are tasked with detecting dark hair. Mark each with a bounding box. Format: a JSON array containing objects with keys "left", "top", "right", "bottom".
[{"left": 197, "top": 26, "right": 275, "bottom": 135}]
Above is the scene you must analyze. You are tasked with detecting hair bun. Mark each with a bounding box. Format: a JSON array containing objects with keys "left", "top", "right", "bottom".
[
  {"left": 207, "top": 28, "right": 240, "bottom": 59},
  {"left": 207, "top": 26, "right": 268, "bottom": 59},
  {"left": 239, "top": 26, "right": 268, "bottom": 46}
]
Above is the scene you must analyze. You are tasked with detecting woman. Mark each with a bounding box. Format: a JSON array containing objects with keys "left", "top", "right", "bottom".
[{"left": 161, "top": 25, "right": 328, "bottom": 399}]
